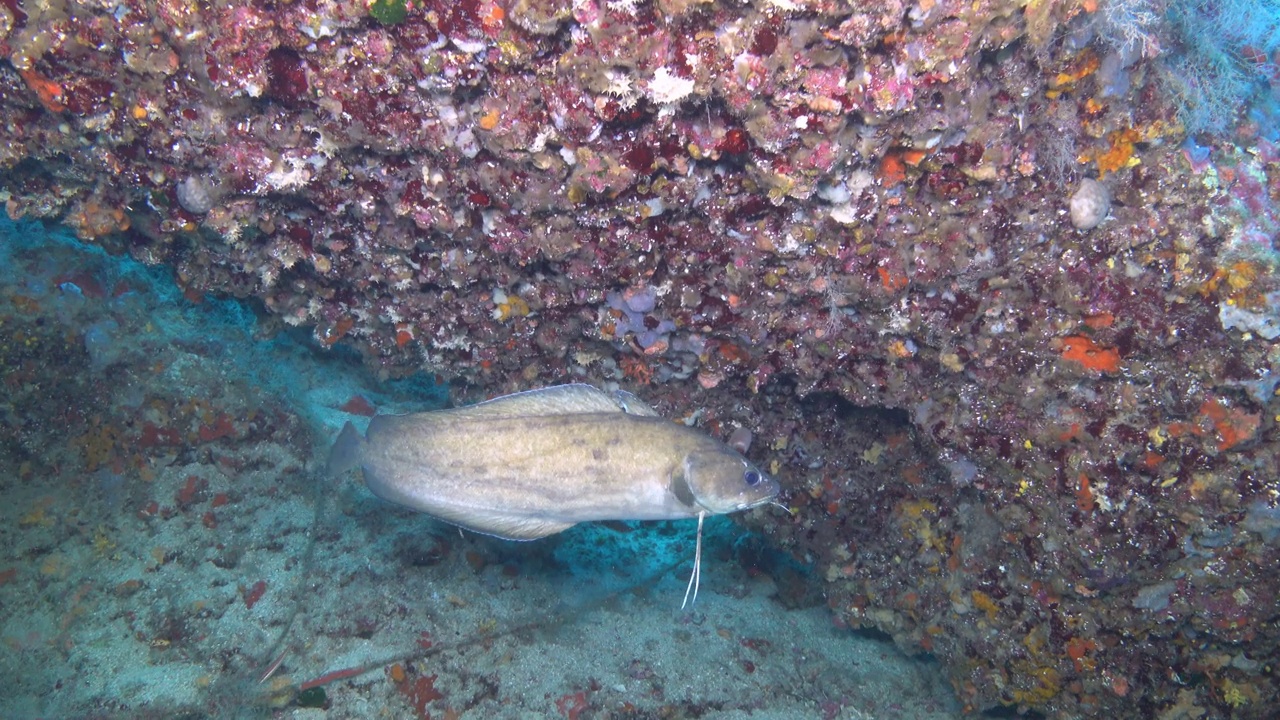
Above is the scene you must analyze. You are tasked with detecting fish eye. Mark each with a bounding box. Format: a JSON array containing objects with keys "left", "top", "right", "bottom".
[{"left": 743, "top": 468, "right": 761, "bottom": 486}]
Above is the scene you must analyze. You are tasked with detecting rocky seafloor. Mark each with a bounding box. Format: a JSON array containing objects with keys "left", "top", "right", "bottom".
[{"left": 3, "top": 0, "right": 1279, "bottom": 717}]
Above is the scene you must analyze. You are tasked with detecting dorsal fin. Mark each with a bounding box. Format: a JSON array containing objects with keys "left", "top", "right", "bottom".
[
  {"left": 448, "top": 383, "right": 626, "bottom": 419},
  {"left": 612, "top": 389, "right": 660, "bottom": 416}
]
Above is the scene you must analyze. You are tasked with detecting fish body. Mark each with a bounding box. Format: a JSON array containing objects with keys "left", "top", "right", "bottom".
[{"left": 329, "top": 384, "right": 779, "bottom": 540}]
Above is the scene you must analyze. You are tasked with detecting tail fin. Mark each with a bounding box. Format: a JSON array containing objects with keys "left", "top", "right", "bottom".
[{"left": 328, "top": 421, "right": 363, "bottom": 476}]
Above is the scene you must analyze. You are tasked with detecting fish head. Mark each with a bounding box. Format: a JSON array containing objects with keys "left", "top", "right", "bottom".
[{"left": 679, "top": 448, "right": 780, "bottom": 514}]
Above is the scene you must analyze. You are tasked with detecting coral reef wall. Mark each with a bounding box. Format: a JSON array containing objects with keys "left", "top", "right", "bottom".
[{"left": 3, "top": 0, "right": 1279, "bottom": 716}]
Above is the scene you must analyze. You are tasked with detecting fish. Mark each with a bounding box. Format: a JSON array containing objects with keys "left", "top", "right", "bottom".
[{"left": 328, "top": 383, "right": 780, "bottom": 605}]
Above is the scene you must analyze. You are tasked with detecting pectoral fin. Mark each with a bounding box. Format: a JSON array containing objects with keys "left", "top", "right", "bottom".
[{"left": 668, "top": 468, "right": 697, "bottom": 508}]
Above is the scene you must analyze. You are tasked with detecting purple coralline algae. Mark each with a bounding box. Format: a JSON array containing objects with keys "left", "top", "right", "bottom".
[{"left": 3, "top": 0, "right": 1280, "bottom": 717}]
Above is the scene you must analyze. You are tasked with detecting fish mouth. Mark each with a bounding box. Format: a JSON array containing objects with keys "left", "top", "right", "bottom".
[
  {"left": 698, "top": 493, "right": 776, "bottom": 514},
  {"left": 737, "top": 489, "right": 781, "bottom": 511}
]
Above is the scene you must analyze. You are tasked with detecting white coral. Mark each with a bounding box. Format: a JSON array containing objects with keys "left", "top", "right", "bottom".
[
  {"left": 647, "top": 67, "right": 695, "bottom": 105},
  {"left": 259, "top": 155, "right": 312, "bottom": 193},
  {"left": 603, "top": 69, "right": 639, "bottom": 109},
  {"left": 606, "top": 0, "right": 641, "bottom": 15}
]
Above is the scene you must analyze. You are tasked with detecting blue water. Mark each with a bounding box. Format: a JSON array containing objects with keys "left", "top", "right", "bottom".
[{"left": 0, "top": 218, "right": 959, "bottom": 718}]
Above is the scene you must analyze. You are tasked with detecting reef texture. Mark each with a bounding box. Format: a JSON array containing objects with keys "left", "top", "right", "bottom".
[{"left": 3, "top": 0, "right": 1279, "bottom": 717}]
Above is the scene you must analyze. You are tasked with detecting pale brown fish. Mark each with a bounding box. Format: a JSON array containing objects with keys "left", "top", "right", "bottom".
[{"left": 328, "top": 383, "right": 780, "bottom": 605}]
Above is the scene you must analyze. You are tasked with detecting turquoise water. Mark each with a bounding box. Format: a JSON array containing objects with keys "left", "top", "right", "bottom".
[{"left": 0, "top": 218, "right": 961, "bottom": 718}]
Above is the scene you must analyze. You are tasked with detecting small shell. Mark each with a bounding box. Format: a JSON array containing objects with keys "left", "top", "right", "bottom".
[
  {"left": 1069, "top": 178, "right": 1110, "bottom": 231},
  {"left": 728, "top": 427, "right": 754, "bottom": 454}
]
